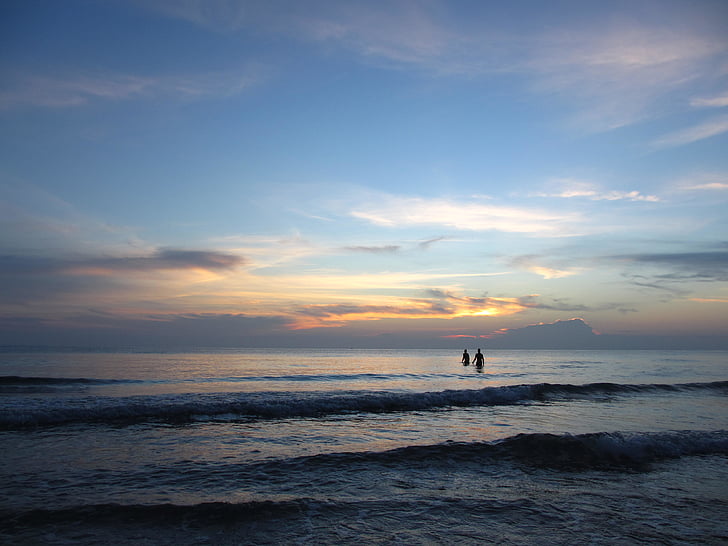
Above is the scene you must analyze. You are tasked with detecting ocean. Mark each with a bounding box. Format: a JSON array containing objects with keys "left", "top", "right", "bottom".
[{"left": 1, "top": 348, "right": 726, "bottom": 544}]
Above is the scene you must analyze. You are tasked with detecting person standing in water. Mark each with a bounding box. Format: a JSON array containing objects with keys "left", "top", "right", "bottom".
[
  {"left": 473, "top": 348, "right": 485, "bottom": 368},
  {"left": 461, "top": 349, "right": 470, "bottom": 365}
]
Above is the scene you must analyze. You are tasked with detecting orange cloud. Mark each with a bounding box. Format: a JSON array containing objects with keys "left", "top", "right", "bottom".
[
  {"left": 287, "top": 293, "right": 530, "bottom": 329},
  {"left": 510, "top": 255, "right": 585, "bottom": 279},
  {"left": 441, "top": 334, "right": 491, "bottom": 339}
]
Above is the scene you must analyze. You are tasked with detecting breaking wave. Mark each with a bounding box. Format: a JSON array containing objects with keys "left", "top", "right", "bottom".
[
  {"left": 1, "top": 379, "right": 726, "bottom": 429},
  {"left": 348, "top": 429, "right": 728, "bottom": 470}
]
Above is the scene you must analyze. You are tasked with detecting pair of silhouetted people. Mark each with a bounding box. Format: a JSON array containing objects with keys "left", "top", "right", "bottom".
[{"left": 462, "top": 349, "right": 484, "bottom": 367}]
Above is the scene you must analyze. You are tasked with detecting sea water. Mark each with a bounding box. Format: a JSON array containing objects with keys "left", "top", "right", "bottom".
[{"left": 0, "top": 348, "right": 726, "bottom": 544}]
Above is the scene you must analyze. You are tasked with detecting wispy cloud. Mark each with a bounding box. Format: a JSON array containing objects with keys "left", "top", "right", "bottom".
[
  {"left": 534, "top": 179, "right": 660, "bottom": 202},
  {"left": 690, "top": 92, "right": 728, "bottom": 108},
  {"left": 140, "top": 2, "right": 728, "bottom": 132},
  {"left": 257, "top": 270, "right": 505, "bottom": 295},
  {"left": 510, "top": 255, "right": 586, "bottom": 279},
  {"left": 690, "top": 183, "right": 728, "bottom": 191},
  {"left": 340, "top": 236, "right": 452, "bottom": 255},
  {"left": 215, "top": 232, "right": 324, "bottom": 271},
  {"left": 137, "top": 0, "right": 253, "bottom": 31},
  {"left": 343, "top": 245, "right": 401, "bottom": 254},
  {"left": 351, "top": 196, "right": 580, "bottom": 236},
  {"left": 417, "top": 236, "right": 450, "bottom": 250},
  {"left": 294, "top": 6, "right": 728, "bottom": 131},
  {"left": 525, "top": 21, "right": 726, "bottom": 131},
  {"left": 688, "top": 182, "right": 728, "bottom": 191},
  {"left": 675, "top": 172, "right": 728, "bottom": 192},
  {"left": 651, "top": 114, "right": 728, "bottom": 149},
  {"left": 0, "top": 68, "right": 261, "bottom": 109},
  {"left": 295, "top": 2, "right": 459, "bottom": 71},
  {"left": 0, "top": 180, "right": 144, "bottom": 254}
]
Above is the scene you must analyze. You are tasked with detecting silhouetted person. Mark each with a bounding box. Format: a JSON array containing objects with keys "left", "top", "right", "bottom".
[
  {"left": 473, "top": 348, "right": 484, "bottom": 368},
  {"left": 461, "top": 349, "right": 470, "bottom": 365}
]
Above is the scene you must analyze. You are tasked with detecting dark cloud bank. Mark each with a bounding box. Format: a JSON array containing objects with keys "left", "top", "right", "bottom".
[
  {"left": 481, "top": 319, "right": 728, "bottom": 350},
  {"left": 616, "top": 248, "right": 728, "bottom": 282},
  {"left": 1, "top": 316, "right": 726, "bottom": 350},
  {"left": 0, "top": 249, "right": 243, "bottom": 275},
  {"left": 364, "top": 319, "right": 728, "bottom": 350}
]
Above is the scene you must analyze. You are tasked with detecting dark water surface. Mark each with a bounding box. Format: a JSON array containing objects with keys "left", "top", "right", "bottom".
[{"left": 1, "top": 349, "right": 726, "bottom": 544}]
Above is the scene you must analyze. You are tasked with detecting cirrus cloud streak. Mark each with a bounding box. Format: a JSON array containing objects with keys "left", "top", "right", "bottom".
[{"left": 351, "top": 196, "right": 580, "bottom": 235}]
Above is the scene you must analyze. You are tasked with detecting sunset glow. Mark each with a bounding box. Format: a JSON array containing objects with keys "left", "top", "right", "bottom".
[{"left": 1, "top": 1, "right": 727, "bottom": 348}]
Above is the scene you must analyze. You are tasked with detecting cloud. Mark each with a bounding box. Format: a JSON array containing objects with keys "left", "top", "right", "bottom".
[
  {"left": 137, "top": 0, "right": 253, "bottom": 31},
  {"left": 651, "top": 114, "right": 728, "bottom": 149},
  {"left": 292, "top": 302, "right": 446, "bottom": 328},
  {"left": 483, "top": 318, "right": 599, "bottom": 349},
  {"left": 417, "top": 236, "right": 450, "bottom": 250},
  {"left": 351, "top": 196, "right": 580, "bottom": 236},
  {"left": 691, "top": 92, "right": 728, "bottom": 108},
  {"left": 5, "top": 310, "right": 724, "bottom": 349},
  {"left": 0, "top": 311, "right": 293, "bottom": 347},
  {"left": 287, "top": 289, "right": 531, "bottom": 329},
  {"left": 613, "top": 247, "right": 728, "bottom": 282},
  {"left": 74, "top": 249, "right": 244, "bottom": 274},
  {"left": 240, "top": 270, "right": 506, "bottom": 302},
  {"left": 344, "top": 245, "right": 401, "bottom": 254},
  {"left": 425, "top": 289, "right": 528, "bottom": 317},
  {"left": 295, "top": 1, "right": 460, "bottom": 71},
  {"left": 341, "top": 236, "right": 452, "bottom": 254},
  {"left": 141, "top": 1, "right": 728, "bottom": 132},
  {"left": 1, "top": 249, "right": 243, "bottom": 276},
  {"left": 299, "top": 5, "right": 727, "bottom": 131},
  {"left": 0, "top": 68, "right": 261, "bottom": 109},
  {"left": 516, "top": 294, "right": 634, "bottom": 314},
  {"left": 516, "top": 11, "right": 728, "bottom": 131},
  {"left": 474, "top": 317, "right": 728, "bottom": 350},
  {"left": 688, "top": 182, "right": 728, "bottom": 191},
  {"left": 139, "top": 0, "right": 455, "bottom": 63},
  {"left": 534, "top": 179, "right": 660, "bottom": 202},
  {"left": 509, "top": 255, "right": 585, "bottom": 279},
  {"left": 675, "top": 172, "right": 728, "bottom": 192},
  {"left": 0, "top": 249, "right": 245, "bottom": 307},
  {"left": 0, "top": 180, "right": 143, "bottom": 255},
  {"left": 214, "top": 231, "right": 330, "bottom": 271}
]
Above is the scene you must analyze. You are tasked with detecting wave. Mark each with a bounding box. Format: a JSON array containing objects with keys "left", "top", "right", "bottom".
[
  {"left": 0, "top": 376, "right": 135, "bottom": 385},
  {"left": 145, "top": 430, "right": 727, "bottom": 476},
  {"left": 0, "top": 371, "right": 525, "bottom": 387},
  {"left": 1, "top": 380, "right": 726, "bottom": 429},
  {"left": 0, "top": 375, "right": 141, "bottom": 394},
  {"left": 0, "top": 372, "right": 493, "bottom": 392},
  {"left": 253, "top": 430, "right": 728, "bottom": 474},
  {"left": 370, "top": 429, "right": 728, "bottom": 469},
  {"left": 0, "top": 429, "right": 726, "bottom": 543},
  {"left": 0, "top": 499, "right": 309, "bottom": 528}
]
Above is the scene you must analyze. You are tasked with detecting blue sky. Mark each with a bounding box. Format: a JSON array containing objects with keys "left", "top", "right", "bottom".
[{"left": 1, "top": 0, "right": 727, "bottom": 348}]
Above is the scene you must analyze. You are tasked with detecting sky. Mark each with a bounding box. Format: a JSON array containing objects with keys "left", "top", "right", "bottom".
[{"left": 1, "top": 0, "right": 727, "bottom": 349}]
